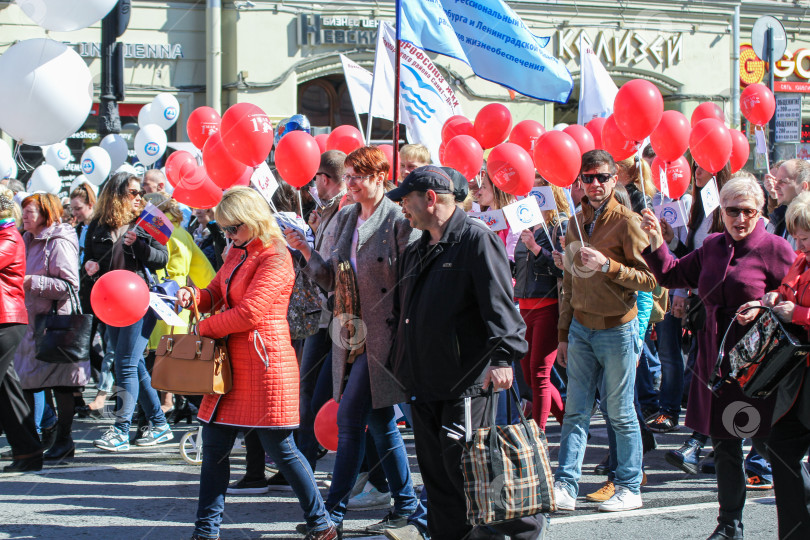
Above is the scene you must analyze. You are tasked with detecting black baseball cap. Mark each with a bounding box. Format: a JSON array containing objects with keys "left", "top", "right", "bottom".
[{"left": 387, "top": 165, "right": 469, "bottom": 202}]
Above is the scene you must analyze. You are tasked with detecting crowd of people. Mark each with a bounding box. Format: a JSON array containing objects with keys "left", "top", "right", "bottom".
[{"left": 1, "top": 137, "right": 810, "bottom": 540}]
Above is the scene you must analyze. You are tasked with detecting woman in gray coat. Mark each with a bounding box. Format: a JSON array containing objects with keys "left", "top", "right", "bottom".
[
  {"left": 286, "top": 146, "right": 421, "bottom": 533},
  {"left": 16, "top": 193, "right": 87, "bottom": 462}
]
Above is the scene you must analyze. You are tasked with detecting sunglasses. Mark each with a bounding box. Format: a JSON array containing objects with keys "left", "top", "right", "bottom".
[
  {"left": 315, "top": 172, "right": 332, "bottom": 179},
  {"left": 723, "top": 207, "right": 758, "bottom": 219},
  {"left": 580, "top": 172, "right": 614, "bottom": 185},
  {"left": 222, "top": 223, "right": 244, "bottom": 235},
  {"left": 128, "top": 189, "right": 145, "bottom": 198}
]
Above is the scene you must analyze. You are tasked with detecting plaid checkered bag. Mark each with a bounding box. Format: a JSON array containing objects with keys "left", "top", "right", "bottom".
[{"left": 461, "top": 387, "right": 556, "bottom": 525}]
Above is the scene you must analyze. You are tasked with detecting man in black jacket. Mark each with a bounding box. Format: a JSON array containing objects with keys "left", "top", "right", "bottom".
[{"left": 387, "top": 166, "right": 545, "bottom": 540}]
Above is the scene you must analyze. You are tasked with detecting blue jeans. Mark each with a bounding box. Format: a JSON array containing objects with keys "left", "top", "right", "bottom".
[
  {"left": 325, "top": 353, "right": 420, "bottom": 525},
  {"left": 298, "top": 329, "right": 332, "bottom": 469},
  {"left": 107, "top": 317, "right": 166, "bottom": 434},
  {"left": 194, "top": 422, "right": 332, "bottom": 538},
  {"left": 556, "top": 319, "right": 643, "bottom": 495},
  {"left": 96, "top": 324, "right": 115, "bottom": 393},
  {"left": 635, "top": 337, "right": 660, "bottom": 410},
  {"left": 655, "top": 313, "right": 685, "bottom": 416},
  {"left": 32, "top": 391, "right": 57, "bottom": 433}
]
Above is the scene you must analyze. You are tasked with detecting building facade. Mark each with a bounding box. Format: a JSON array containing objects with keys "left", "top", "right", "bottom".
[{"left": 1, "top": 0, "right": 809, "bottom": 184}]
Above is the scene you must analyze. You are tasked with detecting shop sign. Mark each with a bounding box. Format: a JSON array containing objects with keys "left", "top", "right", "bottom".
[
  {"left": 740, "top": 44, "right": 810, "bottom": 91},
  {"left": 775, "top": 93, "right": 802, "bottom": 142},
  {"left": 66, "top": 41, "right": 184, "bottom": 59},
  {"left": 298, "top": 14, "right": 381, "bottom": 46},
  {"left": 557, "top": 30, "right": 683, "bottom": 69}
]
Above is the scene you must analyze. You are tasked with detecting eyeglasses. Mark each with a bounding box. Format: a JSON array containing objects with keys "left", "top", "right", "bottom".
[
  {"left": 342, "top": 174, "right": 373, "bottom": 182},
  {"left": 723, "top": 207, "right": 758, "bottom": 219},
  {"left": 580, "top": 173, "right": 614, "bottom": 185},
  {"left": 128, "top": 189, "right": 145, "bottom": 198},
  {"left": 222, "top": 223, "right": 244, "bottom": 235}
]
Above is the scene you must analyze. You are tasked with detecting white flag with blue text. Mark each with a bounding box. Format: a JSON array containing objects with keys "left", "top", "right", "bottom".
[
  {"left": 399, "top": 0, "right": 573, "bottom": 103},
  {"left": 577, "top": 35, "right": 618, "bottom": 125},
  {"left": 371, "top": 22, "right": 463, "bottom": 163}
]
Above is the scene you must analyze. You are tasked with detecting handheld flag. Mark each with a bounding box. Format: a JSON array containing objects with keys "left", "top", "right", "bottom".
[
  {"left": 136, "top": 202, "right": 174, "bottom": 245},
  {"left": 577, "top": 35, "right": 618, "bottom": 125},
  {"left": 399, "top": 0, "right": 573, "bottom": 103}
]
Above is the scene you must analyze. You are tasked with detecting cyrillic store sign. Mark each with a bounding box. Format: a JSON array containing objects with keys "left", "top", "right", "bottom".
[
  {"left": 297, "top": 14, "right": 382, "bottom": 46},
  {"left": 66, "top": 42, "right": 184, "bottom": 59},
  {"left": 557, "top": 30, "right": 684, "bottom": 69}
]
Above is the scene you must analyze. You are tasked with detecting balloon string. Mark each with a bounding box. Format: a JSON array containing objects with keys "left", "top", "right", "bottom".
[
  {"left": 637, "top": 144, "right": 647, "bottom": 209},
  {"left": 14, "top": 142, "right": 32, "bottom": 173},
  {"left": 759, "top": 126, "right": 771, "bottom": 173},
  {"left": 296, "top": 189, "right": 303, "bottom": 218},
  {"left": 570, "top": 209, "right": 585, "bottom": 246}
]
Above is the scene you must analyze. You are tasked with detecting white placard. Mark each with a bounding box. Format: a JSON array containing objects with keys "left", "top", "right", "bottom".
[
  {"left": 468, "top": 210, "right": 507, "bottom": 231},
  {"left": 528, "top": 186, "right": 557, "bottom": 211},
  {"left": 754, "top": 129, "right": 768, "bottom": 155},
  {"left": 658, "top": 167, "right": 670, "bottom": 199},
  {"left": 775, "top": 93, "right": 802, "bottom": 143},
  {"left": 654, "top": 202, "right": 686, "bottom": 228},
  {"left": 502, "top": 196, "right": 545, "bottom": 233},
  {"left": 701, "top": 177, "right": 720, "bottom": 215},
  {"left": 149, "top": 293, "right": 186, "bottom": 327},
  {"left": 251, "top": 162, "right": 279, "bottom": 205}
]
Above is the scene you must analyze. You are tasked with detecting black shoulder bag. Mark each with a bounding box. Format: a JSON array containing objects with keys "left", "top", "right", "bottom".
[{"left": 34, "top": 280, "right": 94, "bottom": 364}]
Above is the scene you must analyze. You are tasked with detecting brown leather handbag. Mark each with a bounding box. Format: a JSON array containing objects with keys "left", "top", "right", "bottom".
[{"left": 151, "top": 287, "right": 232, "bottom": 395}]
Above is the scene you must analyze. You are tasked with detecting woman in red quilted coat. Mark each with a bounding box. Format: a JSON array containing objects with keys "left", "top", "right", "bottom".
[{"left": 178, "top": 187, "right": 337, "bottom": 540}]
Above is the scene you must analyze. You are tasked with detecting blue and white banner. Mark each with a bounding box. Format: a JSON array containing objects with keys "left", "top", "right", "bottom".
[
  {"left": 371, "top": 22, "right": 463, "bottom": 163},
  {"left": 399, "top": 0, "right": 573, "bottom": 103}
]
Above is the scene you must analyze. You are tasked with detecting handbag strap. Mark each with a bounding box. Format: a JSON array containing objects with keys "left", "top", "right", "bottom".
[
  {"left": 175, "top": 285, "right": 201, "bottom": 336},
  {"left": 47, "top": 277, "right": 82, "bottom": 316}
]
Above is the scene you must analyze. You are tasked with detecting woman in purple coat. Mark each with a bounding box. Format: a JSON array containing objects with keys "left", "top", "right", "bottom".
[{"left": 640, "top": 176, "right": 795, "bottom": 540}]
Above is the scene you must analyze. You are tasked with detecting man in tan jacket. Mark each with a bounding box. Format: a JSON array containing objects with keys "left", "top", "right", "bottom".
[{"left": 553, "top": 149, "right": 656, "bottom": 513}]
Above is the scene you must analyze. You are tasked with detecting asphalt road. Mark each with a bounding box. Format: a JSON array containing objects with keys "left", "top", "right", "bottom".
[{"left": 0, "top": 395, "right": 778, "bottom": 540}]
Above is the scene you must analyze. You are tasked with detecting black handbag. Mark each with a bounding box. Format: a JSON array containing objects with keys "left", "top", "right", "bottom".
[
  {"left": 33, "top": 281, "right": 93, "bottom": 364},
  {"left": 710, "top": 305, "right": 810, "bottom": 398}
]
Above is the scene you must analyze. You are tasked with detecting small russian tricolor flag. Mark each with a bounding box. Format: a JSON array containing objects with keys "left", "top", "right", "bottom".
[{"left": 136, "top": 202, "right": 174, "bottom": 245}]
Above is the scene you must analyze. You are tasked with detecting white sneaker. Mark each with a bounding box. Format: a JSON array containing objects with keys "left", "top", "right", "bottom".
[
  {"left": 553, "top": 481, "right": 576, "bottom": 511},
  {"left": 350, "top": 472, "right": 370, "bottom": 498},
  {"left": 597, "top": 485, "right": 642, "bottom": 512},
  {"left": 347, "top": 487, "right": 393, "bottom": 510}
]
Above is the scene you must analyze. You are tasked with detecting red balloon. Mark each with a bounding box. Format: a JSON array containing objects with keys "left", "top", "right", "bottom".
[
  {"left": 438, "top": 141, "right": 447, "bottom": 166},
  {"left": 377, "top": 144, "right": 395, "bottom": 181},
  {"left": 691, "top": 102, "right": 725, "bottom": 127},
  {"left": 740, "top": 83, "right": 776, "bottom": 126},
  {"left": 650, "top": 110, "right": 691, "bottom": 163},
  {"left": 220, "top": 103, "right": 274, "bottom": 167},
  {"left": 186, "top": 106, "right": 221, "bottom": 150},
  {"left": 326, "top": 125, "right": 364, "bottom": 155},
  {"left": 729, "top": 129, "right": 750, "bottom": 173},
  {"left": 509, "top": 120, "right": 546, "bottom": 153},
  {"left": 314, "top": 399, "right": 339, "bottom": 451},
  {"left": 442, "top": 135, "right": 483, "bottom": 180},
  {"left": 442, "top": 115, "right": 474, "bottom": 143},
  {"left": 276, "top": 131, "right": 321, "bottom": 188},
  {"left": 173, "top": 176, "right": 223, "bottom": 209},
  {"left": 474, "top": 104, "right": 512, "bottom": 149},
  {"left": 533, "top": 131, "right": 581, "bottom": 188},
  {"left": 90, "top": 270, "right": 150, "bottom": 327},
  {"left": 651, "top": 156, "right": 691, "bottom": 199},
  {"left": 314, "top": 133, "right": 329, "bottom": 153},
  {"left": 563, "top": 124, "right": 596, "bottom": 155},
  {"left": 613, "top": 79, "right": 664, "bottom": 141},
  {"left": 690, "top": 118, "right": 733, "bottom": 174},
  {"left": 165, "top": 151, "right": 197, "bottom": 188},
  {"left": 203, "top": 131, "right": 252, "bottom": 190},
  {"left": 602, "top": 115, "right": 638, "bottom": 161},
  {"left": 585, "top": 117, "right": 607, "bottom": 150},
  {"left": 486, "top": 143, "right": 535, "bottom": 197}
]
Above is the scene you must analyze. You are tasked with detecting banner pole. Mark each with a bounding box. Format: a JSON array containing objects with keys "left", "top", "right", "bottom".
[{"left": 392, "top": 0, "right": 402, "bottom": 182}]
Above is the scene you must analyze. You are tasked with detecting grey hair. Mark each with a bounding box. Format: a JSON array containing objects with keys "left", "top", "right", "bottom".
[
  {"left": 719, "top": 175, "right": 765, "bottom": 211},
  {"left": 786, "top": 191, "right": 810, "bottom": 237}
]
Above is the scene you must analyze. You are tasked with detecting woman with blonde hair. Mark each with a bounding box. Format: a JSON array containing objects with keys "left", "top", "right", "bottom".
[
  {"left": 177, "top": 186, "right": 337, "bottom": 540},
  {"left": 616, "top": 156, "right": 656, "bottom": 214},
  {"left": 85, "top": 172, "right": 171, "bottom": 452}
]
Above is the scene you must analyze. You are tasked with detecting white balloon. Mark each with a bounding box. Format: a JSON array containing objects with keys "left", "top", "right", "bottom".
[
  {"left": 150, "top": 94, "right": 180, "bottom": 130},
  {"left": 99, "top": 134, "right": 129, "bottom": 171},
  {"left": 5, "top": 160, "right": 18, "bottom": 180},
  {"left": 115, "top": 163, "right": 139, "bottom": 176},
  {"left": 15, "top": 0, "right": 117, "bottom": 32},
  {"left": 69, "top": 176, "right": 98, "bottom": 196},
  {"left": 0, "top": 39, "right": 93, "bottom": 146},
  {"left": 0, "top": 140, "right": 13, "bottom": 179},
  {"left": 134, "top": 124, "right": 167, "bottom": 166},
  {"left": 29, "top": 164, "right": 62, "bottom": 194},
  {"left": 138, "top": 104, "right": 153, "bottom": 128},
  {"left": 43, "top": 142, "right": 72, "bottom": 171},
  {"left": 80, "top": 146, "right": 112, "bottom": 186},
  {"left": 552, "top": 123, "right": 569, "bottom": 131}
]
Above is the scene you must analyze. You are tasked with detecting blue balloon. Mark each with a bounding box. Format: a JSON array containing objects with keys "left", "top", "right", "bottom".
[{"left": 274, "top": 114, "right": 311, "bottom": 145}]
